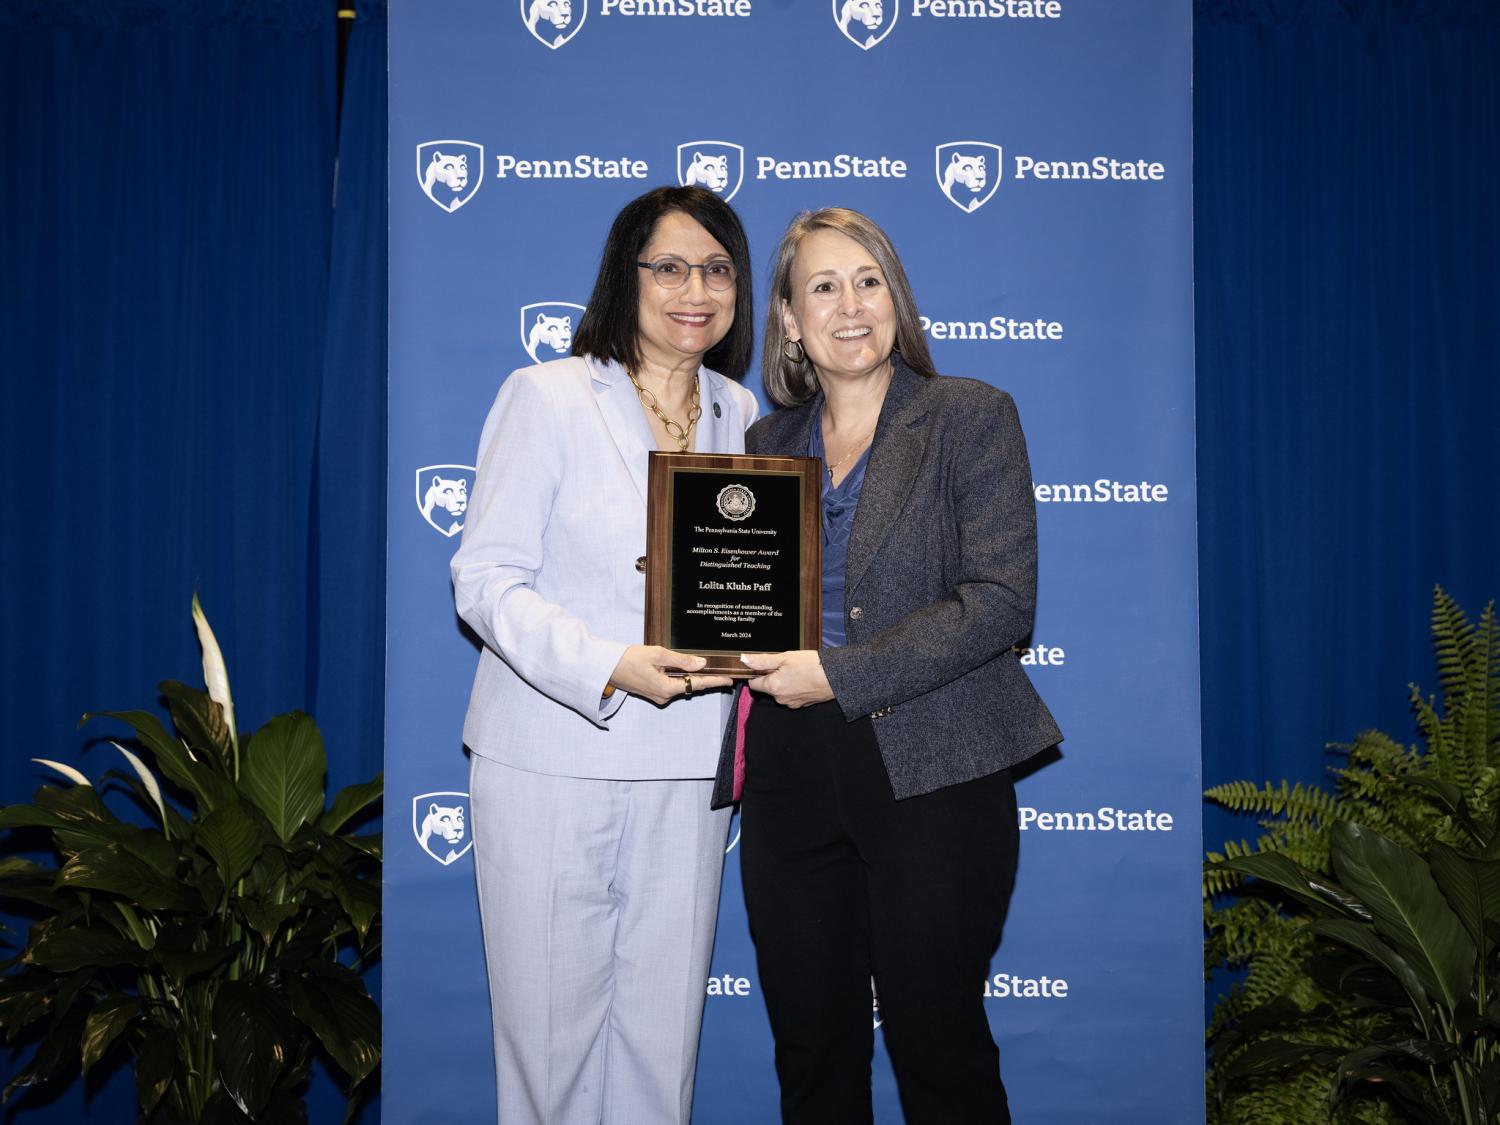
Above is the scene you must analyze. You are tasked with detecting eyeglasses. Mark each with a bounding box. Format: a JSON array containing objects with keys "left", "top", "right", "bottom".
[{"left": 636, "top": 256, "right": 737, "bottom": 291}]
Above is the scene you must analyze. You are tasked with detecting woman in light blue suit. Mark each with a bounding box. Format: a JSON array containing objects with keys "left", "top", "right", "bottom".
[{"left": 451, "top": 187, "right": 759, "bottom": 1124}]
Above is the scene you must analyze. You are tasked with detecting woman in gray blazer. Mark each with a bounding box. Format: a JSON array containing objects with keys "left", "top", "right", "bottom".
[
  {"left": 451, "top": 187, "right": 758, "bottom": 1124},
  {"left": 717, "top": 208, "right": 1061, "bottom": 1124}
]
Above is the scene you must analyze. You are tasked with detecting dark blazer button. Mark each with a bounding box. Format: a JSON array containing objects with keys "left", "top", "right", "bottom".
[
  {"left": 635, "top": 556, "right": 647, "bottom": 573},
  {"left": 849, "top": 606, "right": 864, "bottom": 620},
  {"left": 713, "top": 402, "right": 722, "bottom": 418}
]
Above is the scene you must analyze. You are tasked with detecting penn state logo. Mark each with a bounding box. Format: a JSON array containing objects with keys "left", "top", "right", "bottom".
[
  {"left": 935, "top": 142, "right": 1003, "bottom": 213},
  {"left": 716, "top": 483, "right": 755, "bottom": 522},
  {"left": 415, "top": 464, "right": 476, "bottom": 538},
  {"left": 519, "top": 302, "right": 585, "bottom": 364},
  {"left": 833, "top": 0, "right": 896, "bottom": 49},
  {"left": 412, "top": 792, "right": 473, "bottom": 866},
  {"left": 522, "top": 0, "right": 586, "bottom": 49},
  {"left": 416, "top": 141, "right": 484, "bottom": 213},
  {"left": 676, "top": 142, "right": 745, "bottom": 203}
]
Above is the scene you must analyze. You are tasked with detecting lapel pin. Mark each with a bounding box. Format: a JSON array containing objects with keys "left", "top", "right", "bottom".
[{"left": 712, "top": 402, "right": 722, "bottom": 418}]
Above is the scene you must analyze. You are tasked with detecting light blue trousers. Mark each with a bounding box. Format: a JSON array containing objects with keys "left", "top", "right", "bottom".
[{"left": 469, "top": 754, "right": 731, "bottom": 1124}]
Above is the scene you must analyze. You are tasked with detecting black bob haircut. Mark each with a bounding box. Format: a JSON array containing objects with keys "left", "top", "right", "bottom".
[{"left": 572, "top": 186, "right": 753, "bottom": 381}]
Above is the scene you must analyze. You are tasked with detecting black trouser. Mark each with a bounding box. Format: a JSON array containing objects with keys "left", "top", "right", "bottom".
[{"left": 739, "top": 699, "right": 1020, "bottom": 1124}]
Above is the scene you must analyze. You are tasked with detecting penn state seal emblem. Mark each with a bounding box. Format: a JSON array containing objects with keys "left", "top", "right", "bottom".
[{"left": 716, "top": 483, "right": 755, "bottom": 522}]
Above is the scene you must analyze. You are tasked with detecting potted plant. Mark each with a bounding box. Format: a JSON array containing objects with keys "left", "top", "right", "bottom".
[
  {"left": 0, "top": 596, "right": 381, "bottom": 1123},
  {"left": 1205, "top": 588, "right": 1500, "bottom": 1124}
]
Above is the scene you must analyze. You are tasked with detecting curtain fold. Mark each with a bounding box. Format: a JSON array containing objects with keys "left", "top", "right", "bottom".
[
  {"left": 310, "top": 0, "right": 388, "bottom": 794},
  {"left": 1193, "top": 2, "right": 1500, "bottom": 838}
]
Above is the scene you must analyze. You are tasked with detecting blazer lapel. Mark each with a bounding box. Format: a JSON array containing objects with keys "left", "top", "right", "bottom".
[
  {"left": 754, "top": 396, "right": 819, "bottom": 457},
  {"left": 844, "top": 359, "right": 930, "bottom": 595},
  {"left": 696, "top": 369, "right": 737, "bottom": 454},
  {"left": 588, "top": 356, "right": 652, "bottom": 504}
]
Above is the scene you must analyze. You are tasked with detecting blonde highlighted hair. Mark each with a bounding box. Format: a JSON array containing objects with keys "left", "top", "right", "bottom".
[{"left": 761, "top": 208, "right": 937, "bottom": 407}]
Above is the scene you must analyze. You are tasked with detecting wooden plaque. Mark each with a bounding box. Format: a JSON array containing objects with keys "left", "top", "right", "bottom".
[{"left": 644, "top": 452, "right": 822, "bottom": 677}]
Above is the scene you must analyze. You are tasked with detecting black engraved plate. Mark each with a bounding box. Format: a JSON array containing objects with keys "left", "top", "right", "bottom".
[{"left": 645, "top": 454, "right": 821, "bottom": 676}]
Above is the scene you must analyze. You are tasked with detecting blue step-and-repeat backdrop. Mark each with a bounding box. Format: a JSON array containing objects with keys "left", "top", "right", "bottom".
[{"left": 386, "top": 1, "right": 1198, "bottom": 1120}]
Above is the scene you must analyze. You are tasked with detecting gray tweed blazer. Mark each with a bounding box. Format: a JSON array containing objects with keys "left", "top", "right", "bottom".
[{"left": 711, "top": 356, "right": 1062, "bottom": 808}]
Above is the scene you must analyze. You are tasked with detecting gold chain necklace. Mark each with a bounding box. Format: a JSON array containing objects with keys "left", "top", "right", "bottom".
[
  {"left": 627, "top": 369, "right": 702, "bottom": 452},
  {"left": 824, "top": 429, "right": 874, "bottom": 479}
]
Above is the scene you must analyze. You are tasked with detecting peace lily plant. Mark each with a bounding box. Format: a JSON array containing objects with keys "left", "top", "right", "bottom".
[{"left": 0, "top": 596, "right": 382, "bottom": 1123}]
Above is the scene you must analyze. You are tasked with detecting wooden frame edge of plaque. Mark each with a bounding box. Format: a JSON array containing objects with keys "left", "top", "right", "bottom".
[{"left": 645, "top": 452, "right": 822, "bottom": 678}]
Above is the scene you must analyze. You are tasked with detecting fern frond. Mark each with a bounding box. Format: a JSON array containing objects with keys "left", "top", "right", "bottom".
[
  {"left": 1472, "top": 599, "right": 1500, "bottom": 754},
  {"left": 1432, "top": 584, "right": 1471, "bottom": 703},
  {"left": 1204, "top": 586, "right": 1500, "bottom": 1125},
  {"left": 1482, "top": 601, "right": 1500, "bottom": 747}
]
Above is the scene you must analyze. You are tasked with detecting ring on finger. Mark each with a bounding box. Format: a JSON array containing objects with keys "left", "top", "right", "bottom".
[{"left": 683, "top": 674, "right": 694, "bottom": 697}]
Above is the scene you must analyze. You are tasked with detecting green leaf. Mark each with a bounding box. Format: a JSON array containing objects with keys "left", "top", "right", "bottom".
[
  {"left": 152, "top": 926, "right": 236, "bottom": 983},
  {"left": 345, "top": 832, "right": 381, "bottom": 861},
  {"left": 1405, "top": 776, "right": 1488, "bottom": 844},
  {"left": 134, "top": 1025, "right": 176, "bottom": 1117},
  {"left": 1220, "top": 1037, "right": 1340, "bottom": 1083},
  {"left": 320, "top": 863, "right": 379, "bottom": 943},
  {"left": 48, "top": 812, "right": 179, "bottom": 877},
  {"left": 1306, "top": 918, "right": 1432, "bottom": 1021},
  {"left": 198, "top": 1089, "right": 255, "bottom": 1124},
  {"left": 102, "top": 769, "right": 194, "bottom": 839},
  {"left": 27, "top": 925, "right": 149, "bottom": 972},
  {"left": 55, "top": 845, "right": 189, "bottom": 911},
  {"left": 0, "top": 857, "right": 59, "bottom": 879},
  {"left": 1329, "top": 1056, "right": 1449, "bottom": 1125},
  {"left": 81, "top": 995, "right": 140, "bottom": 1074},
  {"left": 160, "top": 680, "right": 235, "bottom": 772},
  {"left": 239, "top": 713, "right": 326, "bottom": 844},
  {"left": 1428, "top": 842, "right": 1500, "bottom": 954},
  {"left": 87, "top": 709, "right": 236, "bottom": 812},
  {"left": 1330, "top": 821, "right": 1475, "bottom": 1011},
  {"left": 285, "top": 965, "right": 380, "bottom": 1086},
  {"left": 32, "top": 783, "right": 114, "bottom": 824},
  {"left": 0, "top": 987, "right": 53, "bottom": 1041},
  {"left": 0, "top": 859, "right": 62, "bottom": 909},
  {"left": 1, "top": 1003, "right": 85, "bottom": 1103},
  {"left": 238, "top": 898, "right": 302, "bottom": 945},
  {"left": 0, "top": 804, "right": 68, "bottom": 831},
  {"left": 212, "top": 980, "right": 298, "bottom": 1119},
  {"left": 1214, "top": 849, "right": 1371, "bottom": 920},
  {"left": 317, "top": 773, "right": 383, "bottom": 834},
  {"left": 195, "top": 800, "right": 267, "bottom": 888},
  {"left": 0, "top": 804, "right": 67, "bottom": 834}
]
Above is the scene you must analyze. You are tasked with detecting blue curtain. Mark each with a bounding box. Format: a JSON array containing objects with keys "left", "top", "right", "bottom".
[
  {"left": 0, "top": 0, "right": 385, "bottom": 1119},
  {"left": 1194, "top": 0, "right": 1500, "bottom": 855},
  {"left": 311, "top": 0, "right": 388, "bottom": 797}
]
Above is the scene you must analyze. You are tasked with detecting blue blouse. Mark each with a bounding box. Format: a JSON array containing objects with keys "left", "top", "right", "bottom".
[{"left": 808, "top": 406, "right": 871, "bottom": 648}]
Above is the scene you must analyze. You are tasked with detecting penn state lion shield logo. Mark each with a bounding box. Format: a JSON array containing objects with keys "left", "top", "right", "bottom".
[
  {"left": 521, "top": 0, "right": 586, "bottom": 49},
  {"left": 935, "top": 142, "right": 1003, "bottom": 214},
  {"left": 833, "top": 0, "right": 897, "bottom": 50},
  {"left": 415, "top": 465, "right": 476, "bottom": 538},
  {"left": 519, "top": 302, "right": 586, "bottom": 364},
  {"left": 412, "top": 792, "right": 473, "bottom": 866},
  {"left": 416, "top": 141, "right": 484, "bottom": 213},
  {"left": 676, "top": 142, "right": 745, "bottom": 203}
]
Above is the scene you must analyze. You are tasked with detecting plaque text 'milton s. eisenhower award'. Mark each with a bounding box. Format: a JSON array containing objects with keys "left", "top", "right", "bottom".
[{"left": 645, "top": 453, "right": 821, "bottom": 677}]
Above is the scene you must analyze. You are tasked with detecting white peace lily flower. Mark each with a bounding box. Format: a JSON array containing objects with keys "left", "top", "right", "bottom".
[
  {"left": 111, "top": 740, "right": 167, "bottom": 827},
  {"left": 191, "top": 592, "right": 238, "bottom": 747},
  {"left": 32, "top": 759, "right": 92, "bottom": 788}
]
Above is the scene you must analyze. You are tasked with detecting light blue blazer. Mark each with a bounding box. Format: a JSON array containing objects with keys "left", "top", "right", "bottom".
[{"left": 452, "top": 354, "right": 759, "bottom": 780}]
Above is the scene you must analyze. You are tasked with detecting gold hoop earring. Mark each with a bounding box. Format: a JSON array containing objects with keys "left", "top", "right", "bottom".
[{"left": 782, "top": 338, "right": 806, "bottom": 364}]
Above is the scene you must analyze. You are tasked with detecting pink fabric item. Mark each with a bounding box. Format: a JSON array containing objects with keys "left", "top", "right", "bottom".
[{"left": 732, "top": 684, "right": 752, "bottom": 802}]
